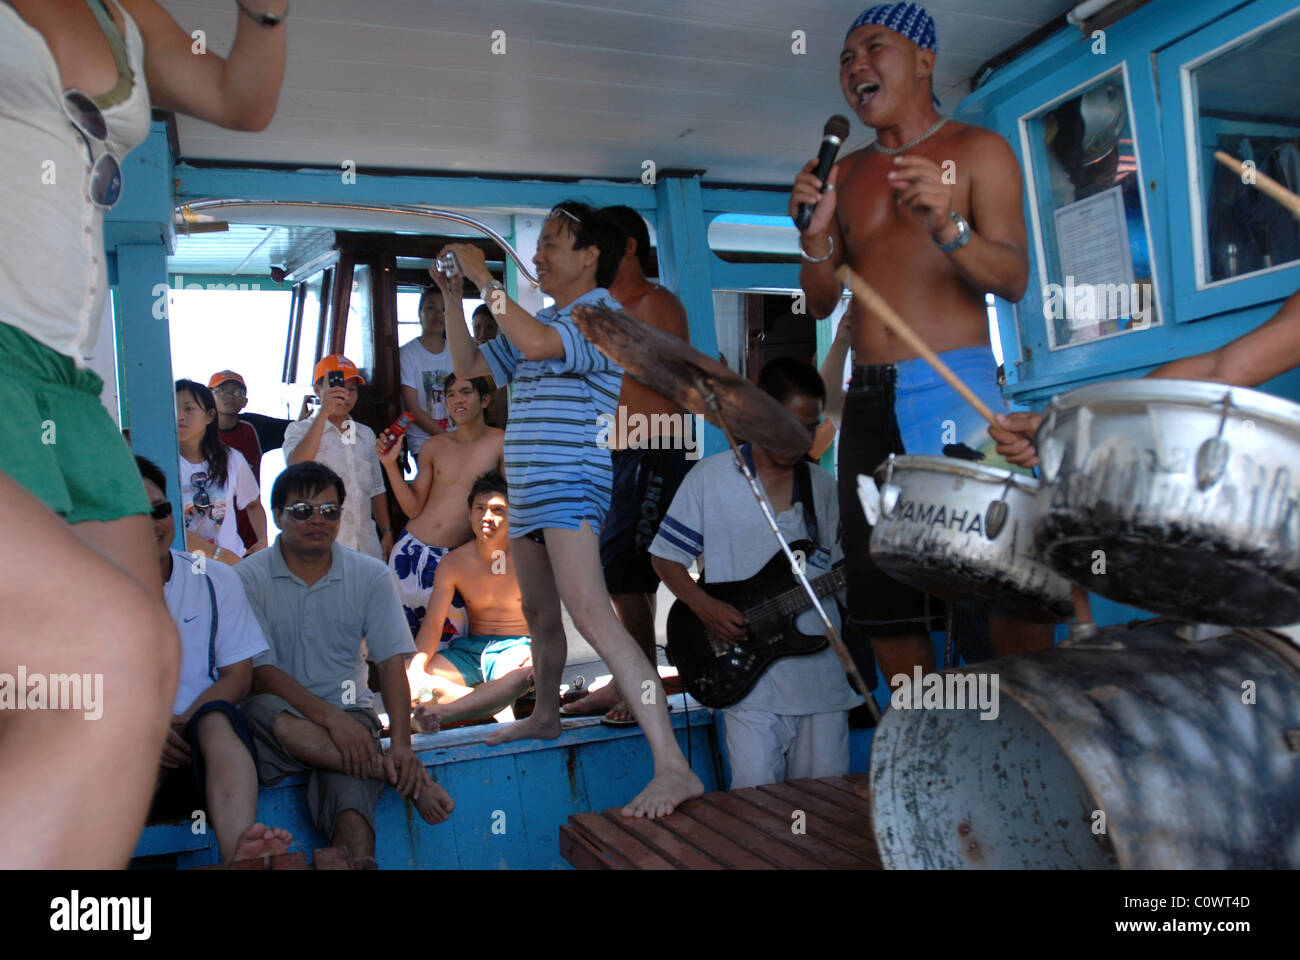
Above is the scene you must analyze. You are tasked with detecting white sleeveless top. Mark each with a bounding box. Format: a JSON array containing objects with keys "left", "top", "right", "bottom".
[{"left": 0, "top": 1, "right": 153, "bottom": 366}]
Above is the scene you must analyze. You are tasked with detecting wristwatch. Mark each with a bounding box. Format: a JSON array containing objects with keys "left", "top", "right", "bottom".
[
  {"left": 235, "top": 0, "right": 288, "bottom": 27},
  {"left": 935, "top": 211, "right": 972, "bottom": 253},
  {"left": 479, "top": 278, "right": 506, "bottom": 303}
]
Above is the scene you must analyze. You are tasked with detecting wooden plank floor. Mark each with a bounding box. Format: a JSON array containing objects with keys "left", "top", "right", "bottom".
[{"left": 560, "top": 774, "right": 882, "bottom": 869}]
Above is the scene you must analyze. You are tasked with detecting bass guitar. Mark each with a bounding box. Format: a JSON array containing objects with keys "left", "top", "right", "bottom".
[{"left": 665, "top": 540, "right": 846, "bottom": 708}]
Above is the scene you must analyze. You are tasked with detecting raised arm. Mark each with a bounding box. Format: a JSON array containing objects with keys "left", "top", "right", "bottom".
[
  {"left": 428, "top": 262, "right": 493, "bottom": 378},
  {"left": 791, "top": 159, "right": 849, "bottom": 320},
  {"left": 443, "top": 245, "right": 564, "bottom": 361},
  {"left": 121, "top": 0, "right": 287, "bottom": 131},
  {"left": 377, "top": 435, "right": 435, "bottom": 518}
]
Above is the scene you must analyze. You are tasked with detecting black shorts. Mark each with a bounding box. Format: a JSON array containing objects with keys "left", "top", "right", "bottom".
[
  {"left": 148, "top": 700, "right": 259, "bottom": 823},
  {"left": 601, "top": 446, "right": 694, "bottom": 595},
  {"left": 838, "top": 366, "right": 945, "bottom": 638}
]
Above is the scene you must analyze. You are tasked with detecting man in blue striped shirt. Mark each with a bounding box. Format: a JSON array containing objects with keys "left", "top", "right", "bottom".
[{"left": 433, "top": 202, "right": 704, "bottom": 818}]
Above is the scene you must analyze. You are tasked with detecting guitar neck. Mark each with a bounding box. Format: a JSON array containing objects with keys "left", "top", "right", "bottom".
[{"left": 747, "top": 566, "right": 846, "bottom": 622}]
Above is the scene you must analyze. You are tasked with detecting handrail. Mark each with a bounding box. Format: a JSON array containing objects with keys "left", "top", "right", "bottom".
[{"left": 175, "top": 199, "right": 540, "bottom": 286}]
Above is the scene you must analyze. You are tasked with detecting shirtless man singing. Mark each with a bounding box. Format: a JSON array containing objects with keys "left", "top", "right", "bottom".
[
  {"left": 378, "top": 374, "right": 504, "bottom": 642},
  {"left": 790, "top": 2, "right": 1048, "bottom": 684}
]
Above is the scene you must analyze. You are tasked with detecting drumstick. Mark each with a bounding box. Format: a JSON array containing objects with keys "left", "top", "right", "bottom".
[
  {"left": 835, "top": 265, "right": 999, "bottom": 427},
  {"left": 1214, "top": 151, "right": 1300, "bottom": 219}
]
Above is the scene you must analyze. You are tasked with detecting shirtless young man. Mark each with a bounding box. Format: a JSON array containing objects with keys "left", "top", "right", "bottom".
[
  {"left": 563, "top": 205, "right": 693, "bottom": 725},
  {"left": 790, "top": 2, "right": 1048, "bottom": 683},
  {"left": 433, "top": 201, "right": 704, "bottom": 818},
  {"left": 378, "top": 374, "right": 504, "bottom": 641},
  {"left": 409, "top": 472, "right": 534, "bottom": 731}
]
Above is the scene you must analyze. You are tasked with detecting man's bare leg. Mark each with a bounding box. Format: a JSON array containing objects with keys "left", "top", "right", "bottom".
[
  {"left": 543, "top": 524, "right": 703, "bottom": 818},
  {"left": 563, "top": 592, "right": 654, "bottom": 722},
  {"left": 485, "top": 535, "right": 565, "bottom": 745},
  {"left": 989, "top": 616, "right": 1055, "bottom": 658},
  {"left": 416, "top": 665, "right": 533, "bottom": 731},
  {"left": 193, "top": 710, "right": 292, "bottom": 864},
  {"left": 331, "top": 809, "right": 374, "bottom": 860},
  {"left": 0, "top": 476, "right": 179, "bottom": 868},
  {"left": 872, "top": 632, "right": 936, "bottom": 690}
]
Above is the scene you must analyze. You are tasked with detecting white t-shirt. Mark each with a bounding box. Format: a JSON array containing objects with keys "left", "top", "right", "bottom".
[
  {"left": 282, "top": 416, "right": 386, "bottom": 559},
  {"left": 163, "top": 549, "right": 269, "bottom": 716},
  {"left": 399, "top": 337, "right": 456, "bottom": 454},
  {"left": 649, "top": 448, "right": 861, "bottom": 717},
  {"left": 179, "top": 448, "right": 260, "bottom": 558}
]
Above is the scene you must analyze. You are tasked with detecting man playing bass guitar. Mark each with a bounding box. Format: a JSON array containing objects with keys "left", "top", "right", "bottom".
[{"left": 650, "top": 359, "right": 864, "bottom": 789}]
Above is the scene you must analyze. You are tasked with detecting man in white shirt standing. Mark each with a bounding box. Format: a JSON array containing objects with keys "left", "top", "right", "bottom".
[
  {"left": 283, "top": 355, "right": 393, "bottom": 560},
  {"left": 400, "top": 287, "right": 458, "bottom": 456}
]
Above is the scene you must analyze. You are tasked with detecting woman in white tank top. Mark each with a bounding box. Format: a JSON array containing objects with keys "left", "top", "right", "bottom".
[{"left": 0, "top": 0, "right": 287, "bottom": 869}]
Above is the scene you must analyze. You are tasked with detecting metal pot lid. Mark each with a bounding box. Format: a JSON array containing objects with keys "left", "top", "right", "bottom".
[
  {"left": 872, "top": 454, "right": 1040, "bottom": 496},
  {"left": 1044, "top": 378, "right": 1300, "bottom": 430}
]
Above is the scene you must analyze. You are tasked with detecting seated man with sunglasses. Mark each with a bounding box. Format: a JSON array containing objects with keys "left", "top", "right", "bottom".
[
  {"left": 237, "top": 462, "right": 454, "bottom": 863},
  {"left": 136, "top": 456, "right": 293, "bottom": 866}
]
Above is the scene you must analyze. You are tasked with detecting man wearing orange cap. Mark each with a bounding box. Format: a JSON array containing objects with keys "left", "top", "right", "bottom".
[
  {"left": 210, "top": 371, "right": 264, "bottom": 553},
  {"left": 283, "top": 356, "right": 394, "bottom": 561}
]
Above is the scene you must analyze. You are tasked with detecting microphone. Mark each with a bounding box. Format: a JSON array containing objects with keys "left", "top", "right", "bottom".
[{"left": 795, "top": 115, "right": 851, "bottom": 231}]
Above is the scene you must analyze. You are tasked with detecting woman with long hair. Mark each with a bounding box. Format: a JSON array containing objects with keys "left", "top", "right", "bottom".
[
  {"left": 0, "top": 0, "right": 286, "bottom": 867},
  {"left": 176, "top": 380, "right": 267, "bottom": 564}
]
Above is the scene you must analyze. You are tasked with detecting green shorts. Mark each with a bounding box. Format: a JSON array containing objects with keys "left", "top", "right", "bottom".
[
  {"left": 0, "top": 322, "right": 149, "bottom": 524},
  {"left": 442, "top": 634, "right": 532, "bottom": 686}
]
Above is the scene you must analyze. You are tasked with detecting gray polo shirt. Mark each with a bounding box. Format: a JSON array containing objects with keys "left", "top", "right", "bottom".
[{"left": 236, "top": 537, "right": 415, "bottom": 710}]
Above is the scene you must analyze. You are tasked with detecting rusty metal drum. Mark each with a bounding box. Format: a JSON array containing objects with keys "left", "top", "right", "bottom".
[
  {"left": 867, "top": 620, "right": 1300, "bottom": 868},
  {"left": 1032, "top": 379, "right": 1300, "bottom": 626},
  {"left": 869, "top": 455, "right": 1073, "bottom": 622}
]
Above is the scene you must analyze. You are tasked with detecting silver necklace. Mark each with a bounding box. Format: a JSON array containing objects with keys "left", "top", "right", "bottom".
[{"left": 871, "top": 116, "right": 949, "bottom": 155}]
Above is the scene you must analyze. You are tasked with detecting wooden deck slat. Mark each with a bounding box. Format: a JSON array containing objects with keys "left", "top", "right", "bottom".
[
  {"left": 676, "top": 797, "right": 827, "bottom": 869},
  {"left": 600, "top": 810, "right": 726, "bottom": 870},
  {"left": 559, "top": 824, "right": 616, "bottom": 870},
  {"left": 754, "top": 782, "right": 882, "bottom": 865},
  {"left": 566, "top": 812, "right": 678, "bottom": 870},
  {"left": 701, "top": 791, "right": 859, "bottom": 868},
  {"left": 727, "top": 787, "right": 872, "bottom": 868},
  {"left": 562, "top": 776, "right": 882, "bottom": 870},
  {"left": 788, "top": 777, "right": 871, "bottom": 815}
]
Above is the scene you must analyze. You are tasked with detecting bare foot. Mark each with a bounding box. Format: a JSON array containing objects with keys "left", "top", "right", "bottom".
[
  {"left": 412, "top": 703, "right": 442, "bottom": 734},
  {"left": 229, "top": 823, "right": 293, "bottom": 863},
  {"left": 602, "top": 701, "right": 635, "bottom": 724},
  {"left": 412, "top": 777, "right": 454, "bottom": 825},
  {"left": 484, "top": 712, "right": 562, "bottom": 746},
  {"left": 621, "top": 767, "right": 704, "bottom": 819}
]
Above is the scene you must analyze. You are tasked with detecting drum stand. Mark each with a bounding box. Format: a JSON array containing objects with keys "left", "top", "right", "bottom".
[{"left": 695, "top": 376, "right": 883, "bottom": 722}]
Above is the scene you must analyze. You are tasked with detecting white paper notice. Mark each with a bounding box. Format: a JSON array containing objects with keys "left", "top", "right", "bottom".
[{"left": 1053, "top": 185, "right": 1134, "bottom": 334}]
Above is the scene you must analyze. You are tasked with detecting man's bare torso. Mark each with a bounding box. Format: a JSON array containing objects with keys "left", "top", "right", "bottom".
[
  {"left": 837, "top": 122, "right": 994, "bottom": 364},
  {"left": 612, "top": 283, "right": 688, "bottom": 448},
  {"left": 405, "top": 428, "right": 504, "bottom": 548},
  {"left": 444, "top": 542, "right": 529, "bottom": 637}
]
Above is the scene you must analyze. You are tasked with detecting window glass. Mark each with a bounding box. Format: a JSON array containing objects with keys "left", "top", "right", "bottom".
[
  {"left": 1024, "top": 70, "right": 1159, "bottom": 349},
  {"left": 1190, "top": 12, "right": 1300, "bottom": 285},
  {"left": 343, "top": 264, "right": 374, "bottom": 377}
]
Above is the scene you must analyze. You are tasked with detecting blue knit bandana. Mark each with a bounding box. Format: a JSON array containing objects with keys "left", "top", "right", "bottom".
[{"left": 845, "top": 2, "right": 938, "bottom": 53}]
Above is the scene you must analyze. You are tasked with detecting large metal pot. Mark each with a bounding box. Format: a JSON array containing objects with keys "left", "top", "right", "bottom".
[
  {"left": 870, "top": 455, "right": 1073, "bottom": 622},
  {"left": 868, "top": 619, "right": 1300, "bottom": 868},
  {"left": 1032, "top": 379, "right": 1300, "bottom": 626}
]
